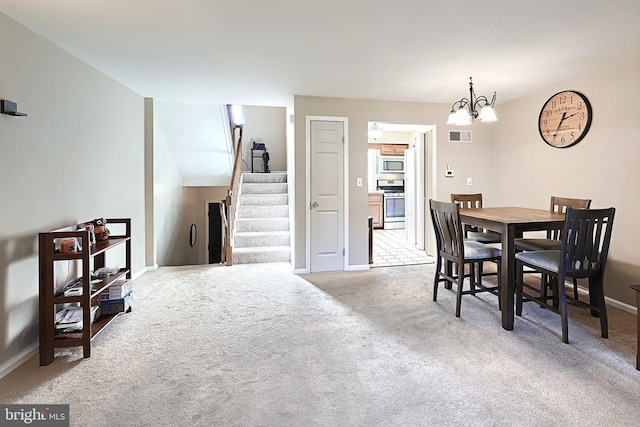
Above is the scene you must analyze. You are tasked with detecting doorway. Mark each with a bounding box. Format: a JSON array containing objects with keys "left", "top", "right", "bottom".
[
  {"left": 208, "top": 202, "right": 222, "bottom": 264},
  {"left": 367, "top": 122, "right": 435, "bottom": 267}
]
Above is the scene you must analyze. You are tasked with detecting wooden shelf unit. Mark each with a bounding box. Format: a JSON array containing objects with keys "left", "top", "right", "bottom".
[{"left": 38, "top": 218, "right": 131, "bottom": 366}]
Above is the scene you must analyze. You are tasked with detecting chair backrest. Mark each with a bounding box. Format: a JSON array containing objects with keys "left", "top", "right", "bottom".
[
  {"left": 550, "top": 196, "right": 592, "bottom": 212},
  {"left": 451, "top": 193, "right": 485, "bottom": 235},
  {"left": 430, "top": 200, "right": 464, "bottom": 261},
  {"left": 560, "top": 207, "right": 615, "bottom": 277},
  {"left": 548, "top": 196, "right": 592, "bottom": 239},
  {"left": 451, "top": 193, "right": 483, "bottom": 209}
]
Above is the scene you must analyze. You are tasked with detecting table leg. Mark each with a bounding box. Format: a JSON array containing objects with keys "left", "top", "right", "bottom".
[
  {"left": 500, "top": 225, "right": 515, "bottom": 330},
  {"left": 636, "top": 289, "right": 640, "bottom": 370}
]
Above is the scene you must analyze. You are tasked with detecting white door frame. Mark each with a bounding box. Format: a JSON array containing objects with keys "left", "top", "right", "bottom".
[
  {"left": 424, "top": 128, "right": 437, "bottom": 257},
  {"left": 305, "top": 116, "right": 349, "bottom": 273}
]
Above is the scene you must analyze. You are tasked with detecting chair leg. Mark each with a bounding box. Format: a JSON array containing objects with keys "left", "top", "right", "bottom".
[
  {"left": 455, "top": 262, "right": 464, "bottom": 317},
  {"left": 469, "top": 263, "right": 476, "bottom": 296},
  {"left": 497, "top": 259, "right": 502, "bottom": 311},
  {"left": 445, "top": 260, "right": 453, "bottom": 290},
  {"left": 541, "top": 273, "right": 557, "bottom": 307},
  {"left": 550, "top": 278, "right": 559, "bottom": 309},
  {"left": 516, "top": 261, "right": 523, "bottom": 316},
  {"left": 558, "top": 275, "right": 569, "bottom": 344},
  {"left": 589, "top": 277, "right": 609, "bottom": 339},
  {"left": 433, "top": 256, "right": 442, "bottom": 302},
  {"left": 573, "top": 278, "right": 580, "bottom": 301}
]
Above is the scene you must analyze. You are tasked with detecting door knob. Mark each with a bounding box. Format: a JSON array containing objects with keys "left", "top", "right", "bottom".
[{"left": 312, "top": 201, "right": 319, "bottom": 208}]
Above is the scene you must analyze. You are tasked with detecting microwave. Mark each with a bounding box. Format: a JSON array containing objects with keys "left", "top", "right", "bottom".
[{"left": 377, "top": 156, "right": 405, "bottom": 174}]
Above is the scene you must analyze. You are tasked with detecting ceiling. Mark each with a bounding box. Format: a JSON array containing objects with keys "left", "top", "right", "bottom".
[{"left": 2, "top": 1, "right": 640, "bottom": 181}]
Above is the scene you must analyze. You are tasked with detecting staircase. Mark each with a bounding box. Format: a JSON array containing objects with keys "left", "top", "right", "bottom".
[{"left": 232, "top": 172, "right": 291, "bottom": 264}]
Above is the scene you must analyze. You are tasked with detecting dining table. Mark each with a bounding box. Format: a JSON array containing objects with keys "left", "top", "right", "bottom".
[{"left": 458, "top": 207, "right": 566, "bottom": 330}]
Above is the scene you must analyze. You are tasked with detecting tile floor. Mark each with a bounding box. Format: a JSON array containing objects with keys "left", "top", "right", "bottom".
[{"left": 371, "top": 229, "right": 434, "bottom": 267}]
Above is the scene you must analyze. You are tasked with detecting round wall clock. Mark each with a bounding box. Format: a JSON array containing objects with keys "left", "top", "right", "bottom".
[{"left": 538, "top": 90, "right": 592, "bottom": 148}]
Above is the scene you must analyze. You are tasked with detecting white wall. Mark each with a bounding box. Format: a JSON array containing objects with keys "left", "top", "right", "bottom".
[
  {"left": 494, "top": 59, "right": 640, "bottom": 306},
  {"left": 0, "top": 12, "right": 145, "bottom": 374},
  {"left": 242, "top": 105, "right": 287, "bottom": 172},
  {"left": 151, "top": 107, "right": 186, "bottom": 266}
]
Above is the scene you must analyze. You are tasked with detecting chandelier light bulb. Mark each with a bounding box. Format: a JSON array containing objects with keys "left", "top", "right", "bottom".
[
  {"left": 479, "top": 106, "right": 498, "bottom": 122},
  {"left": 368, "top": 123, "right": 384, "bottom": 139},
  {"left": 455, "top": 108, "right": 472, "bottom": 126},
  {"left": 446, "top": 111, "right": 457, "bottom": 125}
]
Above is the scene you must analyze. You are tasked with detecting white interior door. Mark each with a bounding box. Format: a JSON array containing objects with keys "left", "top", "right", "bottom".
[{"left": 310, "top": 120, "right": 344, "bottom": 272}]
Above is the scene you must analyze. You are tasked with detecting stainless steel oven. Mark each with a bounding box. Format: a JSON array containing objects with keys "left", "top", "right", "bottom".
[
  {"left": 383, "top": 193, "right": 405, "bottom": 229},
  {"left": 377, "top": 179, "right": 405, "bottom": 230}
]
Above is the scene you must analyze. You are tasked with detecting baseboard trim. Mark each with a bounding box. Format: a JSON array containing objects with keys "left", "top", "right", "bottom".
[
  {"left": 0, "top": 344, "right": 38, "bottom": 380},
  {"left": 607, "top": 296, "right": 637, "bottom": 314},
  {"left": 571, "top": 283, "right": 636, "bottom": 314}
]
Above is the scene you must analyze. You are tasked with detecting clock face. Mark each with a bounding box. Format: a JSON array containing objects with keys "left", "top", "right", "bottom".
[{"left": 538, "top": 90, "right": 592, "bottom": 148}]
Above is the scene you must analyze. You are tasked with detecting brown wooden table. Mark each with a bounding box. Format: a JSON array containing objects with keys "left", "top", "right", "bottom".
[
  {"left": 630, "top": 284, "right": 640, "bottom": 370},
  {"left": 459, "top": 207, "right": 566, "bottom": 330}
]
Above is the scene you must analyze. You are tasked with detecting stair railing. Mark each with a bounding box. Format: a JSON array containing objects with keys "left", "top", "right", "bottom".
[{"left": 221, "top": 104, "right": 244, "bottom": 265}]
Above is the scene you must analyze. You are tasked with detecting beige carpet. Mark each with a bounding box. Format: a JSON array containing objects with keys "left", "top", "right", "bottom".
[{"left": 1, "top": 262, "right": 639, "bottom": 426}]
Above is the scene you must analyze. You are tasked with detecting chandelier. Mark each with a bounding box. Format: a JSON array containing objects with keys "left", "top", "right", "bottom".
[{"left": 446, "top": 77, "right": 497, "bottom": 126}]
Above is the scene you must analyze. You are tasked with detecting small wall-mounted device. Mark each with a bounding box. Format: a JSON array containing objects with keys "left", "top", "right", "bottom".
[
  {"left": 1, "top": 100, "right": 27, "bottom": 116},
  {"left": 445, "top": 164, "right": 454, "bottom": 177}
]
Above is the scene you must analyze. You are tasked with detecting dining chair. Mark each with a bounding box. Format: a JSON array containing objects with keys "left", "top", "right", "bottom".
[
  {"left": 450, "top": 193, "right": 502, "bottom": 244},
  {"left": 515, "top": 207, "right": 615, "bottom": 343},
  {"left": 451, "top": 193, "right": 501, "bottom": 285},
  {"left": 515, "top": 196, "right": 592, "bottom": 302},
  {"left": 429, "top": 199, "right": 502, "bottom": 317}
]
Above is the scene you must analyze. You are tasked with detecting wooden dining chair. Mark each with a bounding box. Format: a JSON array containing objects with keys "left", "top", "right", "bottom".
[
  {"left": 515, "top": 196, "right": 592, "bottom": 302},
  {"left": 451, "top": 193, "right": 501, "bottom": 285},
  {"left": 450, "top": 193, "right": 501, "bottom": 244},
  {"left": 515, "top": 207, "right": 615, "bottom": 343},
  {"left": 429, "top": 200, "right": 502, "bottom": 317},
  {"left": 515, "top": 196, "right": 592, "bottom": 251}
]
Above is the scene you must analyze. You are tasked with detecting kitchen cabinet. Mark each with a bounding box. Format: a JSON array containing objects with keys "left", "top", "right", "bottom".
[
  {"left": 379, "top": 144, "right": 408, "bottom": 156},
  {"left": 368, "top": 192, "right": 384, "bottom": 228}
]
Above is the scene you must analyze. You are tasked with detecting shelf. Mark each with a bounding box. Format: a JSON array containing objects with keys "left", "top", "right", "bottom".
[
  {"left": 50, "top": 237, "right": 130, "bottom": 261},
  {"left": 39, "top": 218, "right": 132, "bottom": 366},
  {"left": 52, "top": 268, "right": 130, "bottom": 304},
  {"left": 52, "top": 312, "right": 122, "bottom": 342}
]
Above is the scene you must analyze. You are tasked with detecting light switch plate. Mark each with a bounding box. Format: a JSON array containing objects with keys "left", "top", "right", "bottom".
[{"left": 356, "top": 177, "right": 363, "bottom": 187}]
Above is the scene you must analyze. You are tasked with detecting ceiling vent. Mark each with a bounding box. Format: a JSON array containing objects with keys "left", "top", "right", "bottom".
[{"left": 449, "top": 130, "right": 472, "bottom": 143}]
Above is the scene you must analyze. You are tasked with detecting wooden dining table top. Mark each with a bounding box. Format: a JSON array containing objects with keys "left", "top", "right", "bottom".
[{"left": 458, "top": 207, "right": 565, "bottom": 224}]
